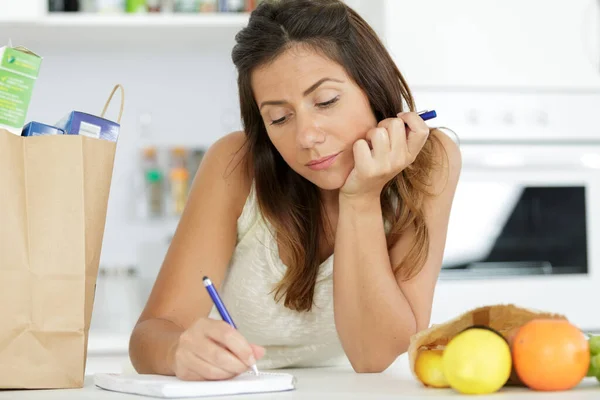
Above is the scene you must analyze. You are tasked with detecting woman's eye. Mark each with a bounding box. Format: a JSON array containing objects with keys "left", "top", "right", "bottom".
[
  {"left": 270, "top": 116, "right": 287, "bottom": 125},
  {"left": 317, "top": 96, "right": 339, "bottom": 108},
  {"left": 268, "top": 97, "right": 338, "bottom": 126}
]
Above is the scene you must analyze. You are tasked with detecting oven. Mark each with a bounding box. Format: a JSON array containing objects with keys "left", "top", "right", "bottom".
[{"left": 413, "top": 89, "right": 600, "bottom": 332}]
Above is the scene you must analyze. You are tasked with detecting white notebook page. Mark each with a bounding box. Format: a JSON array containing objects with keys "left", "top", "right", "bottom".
[{"left": 94, "top": 372, "right": 296, "bottom": 398}]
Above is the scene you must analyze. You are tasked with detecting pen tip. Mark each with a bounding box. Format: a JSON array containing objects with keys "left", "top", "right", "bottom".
[
  {"left": 202, "top": 276, "right": 209, "bottom": 281},
  {"left": 251, "top": 365, "right": 259, "bottom": 375}
]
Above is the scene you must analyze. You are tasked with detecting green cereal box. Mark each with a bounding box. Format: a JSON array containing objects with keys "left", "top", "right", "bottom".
[{"left": 0, "top": 45, "right": 42, "bottom": 135}]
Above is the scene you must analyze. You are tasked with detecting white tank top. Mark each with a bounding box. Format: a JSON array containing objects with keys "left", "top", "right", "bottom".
[{"left": 208, "top": 182, "right": 348, "bottom": 369}]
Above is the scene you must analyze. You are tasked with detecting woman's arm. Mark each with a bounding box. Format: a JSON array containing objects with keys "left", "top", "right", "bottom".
[
  {"left": 129, "top": 131, "right": 252, "bottom": 375},
  {"left": 333, "top": 129, "right": 462, "bottom": 373}
]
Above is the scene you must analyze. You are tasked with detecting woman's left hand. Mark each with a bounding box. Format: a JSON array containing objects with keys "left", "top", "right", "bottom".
[{"left": 340, "top": 111, "right": 431, "bottom": 200}]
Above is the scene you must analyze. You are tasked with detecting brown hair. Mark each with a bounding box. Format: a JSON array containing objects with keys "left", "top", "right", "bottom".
[{"left": 232, "top": 0, "right": 444, "bottom": 312}]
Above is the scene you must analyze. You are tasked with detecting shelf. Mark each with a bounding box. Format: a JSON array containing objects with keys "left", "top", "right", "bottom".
[
  {"left": 0, "top": 13, "right": 250, "bottom": 48},
  {"left": 0, "top": 12, "right": 251, "bottom": 28}
]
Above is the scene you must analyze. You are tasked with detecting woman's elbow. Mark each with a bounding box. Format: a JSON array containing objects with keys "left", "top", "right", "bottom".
[
  {"left": 349, "top": 348, "right": 407, "bottom": 373},
  {"left": 344, "top": 323, "right": 416, "bottom": 373},
  {"left": 352, "top": 363, "right": 388, "bottom": 374},
  {"left": 351, "top": 357, "right": 394, "bottom": 373}
]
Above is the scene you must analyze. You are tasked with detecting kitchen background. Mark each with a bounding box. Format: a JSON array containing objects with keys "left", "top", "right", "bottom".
[{"left": 2, "top": 0, "right": 600, "bottom": 374}]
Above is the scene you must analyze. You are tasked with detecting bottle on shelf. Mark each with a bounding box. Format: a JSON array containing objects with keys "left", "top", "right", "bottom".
[
  {"left": 198, "top": 0, "right": 216, "bottom": 12},
  {"left": 188, "top": 148, "right": 206, "bottom": 177},
  {"left": 246, "top": 0, "right": 264, "bottom": 11},
  {"left": 161, "top": 0, "right": 175, "bottom": 12},
  {"left": 142, "top": 147, "right": 164, "bottom": 218},
  {"left": 147, "top": 0, "right": 161, "bottom": 12},
  {"left": 94, "top": 0, "right": 126, "bottom": 13},
  {"left": 170, "top": 167, "right": 189, "bottom": 216},
  {"left": 170, "top": 146, "right": 188, "bottom": 169},
  {"left": 169, "top": 147, "right": 190, "bottom": 216},
  {"left": 223, "top": 0, "right": 244, "bottom": 12},
  {"left": 64, "top": 0, "right": 80, "bottom": 11},
  {"left": 126, "top": 0, "right": 147, "bottom": 12},
  {"left": 174, "top": 0, "right": 199, "bottom": 12},
  {"left": 50, "top": 0, "right": 258, "bottom": 13},
  {"left": 80, "top": 0, "right": 98, "bottom": 12},
  {"left": 49, "top": 0, "right": 80, "bottom": 12}
]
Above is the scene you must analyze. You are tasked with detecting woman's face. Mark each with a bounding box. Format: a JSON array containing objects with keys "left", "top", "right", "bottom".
[{"left": 251, "top": 46, "right": 377, "bottom": 191}]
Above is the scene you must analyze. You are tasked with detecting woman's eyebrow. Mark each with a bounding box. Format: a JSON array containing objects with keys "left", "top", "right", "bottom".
[
  {"left": 259, "top": 77, "right": 344, "bottom": 110},
  {"left": 302, "top": 77, "right": 343, "bottom": 96}
]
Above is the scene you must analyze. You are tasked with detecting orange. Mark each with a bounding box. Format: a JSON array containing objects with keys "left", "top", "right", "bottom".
[{"left": 512, "top": 319, "right": 589, "bottom": 391}]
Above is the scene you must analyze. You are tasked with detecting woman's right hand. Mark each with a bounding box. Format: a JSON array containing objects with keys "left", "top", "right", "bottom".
[{"left": 169, "top": 317, "right": 266, "bottom": 381}]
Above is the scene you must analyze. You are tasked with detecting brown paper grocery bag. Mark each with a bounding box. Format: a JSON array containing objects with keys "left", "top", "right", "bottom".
[
  {"left": 407, "top": 304, "right": 567, "bottom": 386},
  {"left": 0, "top": 84, "right": 124, "bottom": 389}
]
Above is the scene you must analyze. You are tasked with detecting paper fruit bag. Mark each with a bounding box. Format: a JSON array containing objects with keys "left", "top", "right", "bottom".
[
  {"left": 0, "top": 85, "right": 124, "bottom": 389},
  {"left": 408, "top": 304, "right": 567, "bottom": 386}
]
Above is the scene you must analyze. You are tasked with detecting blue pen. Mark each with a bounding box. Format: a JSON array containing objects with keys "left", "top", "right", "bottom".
[
  {"left": 203, "top": 276, "right": 259, "bottom": 375},
  {"left": 417, "top": 109, "right": 437, "bottom": 121}
]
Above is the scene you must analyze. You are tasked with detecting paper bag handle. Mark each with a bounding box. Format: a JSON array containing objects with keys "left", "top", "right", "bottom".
[{"left": 101, "top": 84, "right": 125, "bottom": 124}]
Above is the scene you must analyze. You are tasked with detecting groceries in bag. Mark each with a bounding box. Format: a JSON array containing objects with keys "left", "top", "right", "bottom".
[{"left": 0, "top": 44, "right": 42, "bottom": 135}]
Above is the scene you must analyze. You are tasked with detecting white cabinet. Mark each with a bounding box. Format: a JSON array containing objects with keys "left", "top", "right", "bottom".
[{"left": 384, "top": 0, "right": 600, "bottom": 89}]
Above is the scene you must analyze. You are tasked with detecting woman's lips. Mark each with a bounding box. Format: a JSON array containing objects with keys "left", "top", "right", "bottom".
[{"left": 306, "top": 152, "right": 341, "bottom": 171}]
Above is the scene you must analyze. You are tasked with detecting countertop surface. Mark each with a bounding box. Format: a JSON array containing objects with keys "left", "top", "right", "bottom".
[{"left": 1, "top": 355, "right": 599, "bottom": 399}]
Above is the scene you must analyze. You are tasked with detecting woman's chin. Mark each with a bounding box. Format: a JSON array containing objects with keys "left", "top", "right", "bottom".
[{"left": 306, "top": 172, "right": 348, "bottom": 191}]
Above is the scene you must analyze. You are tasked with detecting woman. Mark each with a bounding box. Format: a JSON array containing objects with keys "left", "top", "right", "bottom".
[{"left": 129, "top": 0, "right": 461, "bottom": 380}]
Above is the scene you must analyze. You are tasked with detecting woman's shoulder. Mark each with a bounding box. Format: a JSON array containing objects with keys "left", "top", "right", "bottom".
[{"left": 201, "top": 130, "right": 253, "bottom": 218}]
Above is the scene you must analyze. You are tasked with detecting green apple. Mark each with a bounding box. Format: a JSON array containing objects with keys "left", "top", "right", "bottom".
[
  {"left": 589, "top": 353, "right": 600, "bottom": 382},
  {"left": 588, "top": 359, "right": 600, "bottom": 377},
  {"left": 590, "top": 335, "right": 600, "bottom": 356}
]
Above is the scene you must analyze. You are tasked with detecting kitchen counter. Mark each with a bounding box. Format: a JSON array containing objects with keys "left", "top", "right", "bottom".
[{"left": 1, "top": 355, "right": 599, "bottom": 399}]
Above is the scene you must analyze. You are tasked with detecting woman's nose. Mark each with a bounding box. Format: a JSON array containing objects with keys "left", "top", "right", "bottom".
[{"left": 296, "top": 113, "right": 325, "bottom": 148}]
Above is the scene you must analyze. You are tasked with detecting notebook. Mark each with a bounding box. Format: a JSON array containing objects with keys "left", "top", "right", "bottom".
[{"left": 94, "top": 371, "right": 296, "bottom": 398}]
